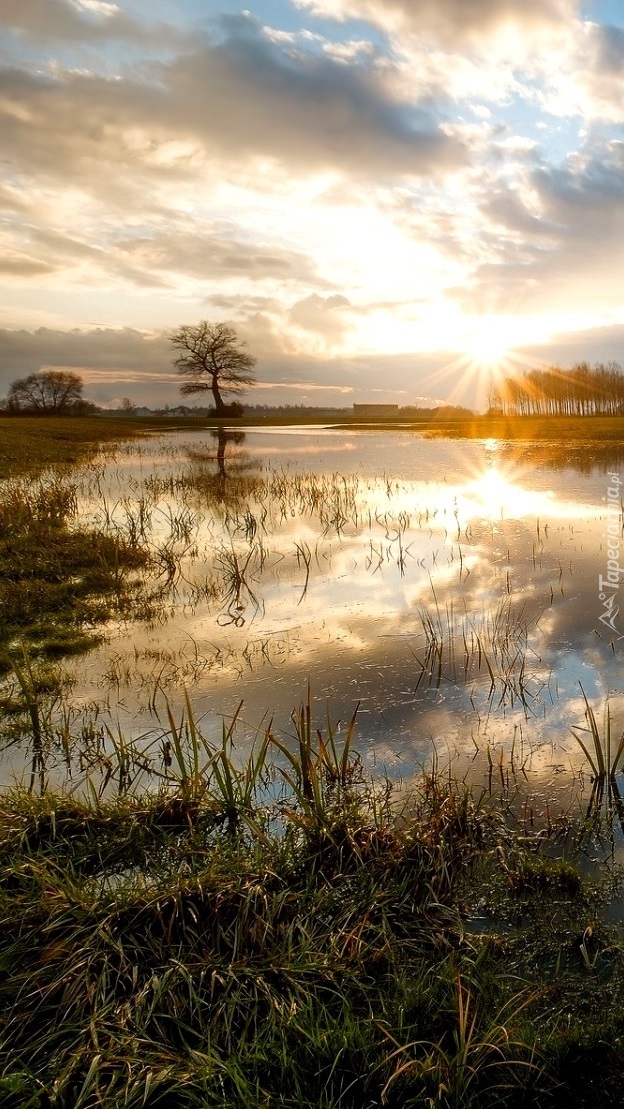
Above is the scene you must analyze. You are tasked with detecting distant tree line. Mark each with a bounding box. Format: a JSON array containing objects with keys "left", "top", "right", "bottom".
[{"left": 490, "top": 362, "right": 624, "bottom": 417}]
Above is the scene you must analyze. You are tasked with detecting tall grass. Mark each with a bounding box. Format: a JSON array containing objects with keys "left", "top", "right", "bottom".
[
  {"left": 571, "top": 685, "right": 624, "bottom": 780},
  {"left": 0, "top": 696, "right": 536, "bottom": 1107},
  {"left": 0, "top": 693, "right": 621, "bottom": 1106}
]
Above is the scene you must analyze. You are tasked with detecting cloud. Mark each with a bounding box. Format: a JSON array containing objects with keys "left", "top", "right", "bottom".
[
  {"left": 288, "top": 293, "right": 351, "bottom": 337},
  {"left": 153, "top": 17, "right": 466, "bottom": 179},
  {"left": 0, "top": 190, "right": 325, "bottom": 294},
  {"left": 566, "top": 21, "right": 624, "bottom": 119},
  {"left": 293, "top": 0, "right": 576, "bottom": 48},
  {"left": 0, "top": 17, "right": 466, "bottom": 202},
  {"left": 291, "top": 0, "right": 583, "bottom": 111},
  {"left": 458, "top": 140, "right": 624, "bottom": 315},
  {"left": 0, "top": 326, "right": 169, "bottom": 393},
  {"left": 0, "top": 255, "right": 55, "bottom": 277},
  {"left": 115, "top": 229, "right": 324, "bottom": 285},
  {"left": 0, "top": 0, "right": 184, "bottom": 45},
  {"left": 523, "top": 322, "right": 624, "bottom": 367}
]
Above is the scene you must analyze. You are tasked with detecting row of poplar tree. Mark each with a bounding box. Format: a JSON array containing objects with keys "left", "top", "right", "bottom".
[{"left": 491, "top": 362, "right": 624, "bottom": 416}]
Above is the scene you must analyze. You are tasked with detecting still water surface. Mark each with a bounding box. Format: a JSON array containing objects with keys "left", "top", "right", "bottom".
[{"left": 41, "top": 425, "right": 624, "bottom": 810}]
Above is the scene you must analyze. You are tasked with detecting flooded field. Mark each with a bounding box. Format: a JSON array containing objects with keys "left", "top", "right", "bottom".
[
  {"left": 6, "top": 422, "right": 624, "bottom": 1106},
  {"left": 3, "top": 425, "right": 624, "bottom": 819}
]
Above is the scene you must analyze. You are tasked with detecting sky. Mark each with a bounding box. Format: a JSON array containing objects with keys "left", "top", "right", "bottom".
[{"left": 2, "top": 0, "right": 624, "bottom": 410}]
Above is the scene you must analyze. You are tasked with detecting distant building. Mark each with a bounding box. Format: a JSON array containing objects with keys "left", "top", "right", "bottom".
[{"left": 353, "top": 404, "right": 400, "bottom": 418}]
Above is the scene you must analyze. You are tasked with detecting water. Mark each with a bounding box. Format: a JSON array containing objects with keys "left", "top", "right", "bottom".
[{"left": 5, "top": 426, "right": 624, "bottom": 819}]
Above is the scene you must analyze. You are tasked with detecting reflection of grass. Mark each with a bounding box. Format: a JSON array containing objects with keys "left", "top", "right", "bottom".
[
  {"left": 412, "top": 595, "right": 543, "bottom": 710},
  {"left": 1, "top": 698, "right": 624, "bottom": 1105}
]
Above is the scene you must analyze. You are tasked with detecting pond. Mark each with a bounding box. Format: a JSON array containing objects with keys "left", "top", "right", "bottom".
[{"left": 4, "top": 425, "right": 624, "bottom": 820}]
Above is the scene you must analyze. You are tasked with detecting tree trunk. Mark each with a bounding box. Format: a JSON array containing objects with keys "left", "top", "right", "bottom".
[{"left": 212, "top": 376, "right": 225, "bottom": 415}]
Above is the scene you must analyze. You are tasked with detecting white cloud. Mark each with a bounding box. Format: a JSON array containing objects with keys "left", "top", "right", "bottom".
[{"left": 293, "top": 0, "right": 577, "bottom": 48}]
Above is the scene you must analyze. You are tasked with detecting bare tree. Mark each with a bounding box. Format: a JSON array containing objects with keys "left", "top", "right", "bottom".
[
  {"left": 7, "top": 370, "right": 85, "bottom": 413},
  {"left": 169, "top": 321, "right": 256, "bottom": 416}
]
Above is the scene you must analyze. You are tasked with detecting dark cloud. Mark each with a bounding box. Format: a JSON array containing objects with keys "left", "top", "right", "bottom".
[
  {"left": 0, "top": 325, "right": 475, "bottom": 409},
  {"left": 569, "top": 22, "right": 624, "bottom": 115},
  {"left": 115, "top": 229, "right": 324, "bottom": 285},
  {"left": 0, "top": 256, "right": 54, "bottom": 276},
  {"left": 0, "top": 66, "right": 174, "bottom": 199},
  {"left": 523, "top": 322, "right": 624, "bottom": 366},
  {"left": 0, "top": 326, "right": 170, "bottom": 394},
  {"left": 159, "top": 17, "right": 464, "bottom": 177},
  {"left": 24, "top": 227, "right": 169, "bottom": 287},
  {"left": 1, "top": 208, "right": 324, "bottom": 293},
  {"left": 586, "top": 22, "right": 624, "bottom": 75}
]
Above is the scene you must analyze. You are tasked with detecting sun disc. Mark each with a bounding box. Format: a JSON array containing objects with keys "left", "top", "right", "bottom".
[{"left": 464, "top": 328, "right": 511, "bottom": 368}]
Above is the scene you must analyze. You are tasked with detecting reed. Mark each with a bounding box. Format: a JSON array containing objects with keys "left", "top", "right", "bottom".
[{"left": 571, "top": 685, "right": 624, "bottom": 780}]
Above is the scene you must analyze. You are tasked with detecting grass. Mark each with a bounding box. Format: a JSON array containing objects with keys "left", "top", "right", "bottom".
[
  {"left": 0, "top": 699, "right": 622, "bottom": 1106},
  {"left": 0, "top": 417, "right": 159, "bottom": 480},
  {"left": 571, "top": 686, "right": 624, "bottom": 780},
  {"left": 0, "top": 475, "right": 152, "bottom": 671},
  {"left": 333, "top": 414, "right": 624, "bottom": 442},
  {"left": 0, "top": 415, "right": 253, "bottom": 480}
]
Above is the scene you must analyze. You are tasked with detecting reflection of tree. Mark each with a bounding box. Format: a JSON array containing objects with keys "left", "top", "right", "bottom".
[
  {"left": 186, "top": 429, "right": 262, "bottom": 509},
  {"left": 188, "top": 429, "right": 248, "bottom": 478},
  {"left": 213, "top": 428, "right": 245, "bottom": 479},
  {"left": 500, "top": 442, "right": 624, "bottom": 475}
]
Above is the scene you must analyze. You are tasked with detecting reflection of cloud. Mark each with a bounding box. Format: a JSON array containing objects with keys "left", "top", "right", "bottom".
[{"left": 58, "top": 431, "right": 624, "bottom": 773}]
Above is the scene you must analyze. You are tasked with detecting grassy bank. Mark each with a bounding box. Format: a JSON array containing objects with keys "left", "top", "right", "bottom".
[
  {"left": 0, "top": 417, "right": 153, "bottom": 480},
  {"left": 0, "top": 475, "right": 153, "bottom": 670},
  {"left": 0, "top": 705, "right": 622, "bottom": 1108},
  {"left": 0, "top": 417, "right": 185, "bottom": 668}
]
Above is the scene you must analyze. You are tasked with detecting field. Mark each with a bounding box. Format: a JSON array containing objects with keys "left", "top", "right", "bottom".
[
  {"left": 1, "top": 415, "right": 624, "bottom": 1107},
  {"left": 5, "top": 411, "right": 624, "bottom": 483}
]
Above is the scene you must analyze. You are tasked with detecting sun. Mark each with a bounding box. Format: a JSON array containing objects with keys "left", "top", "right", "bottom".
[
  {"left": 462, "top": 318, "right": 515, "bottom": 369},
  {"left": 415, "top": 309, "right": 550, "bottom": 411},
  {"left": 464, "top": 332, "right": 511, "bottom": 369}
]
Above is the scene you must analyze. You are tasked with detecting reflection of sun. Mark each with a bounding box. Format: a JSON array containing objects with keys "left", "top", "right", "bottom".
[
  {"left": 464, "top": 465, "right": 545, "bottom": 519},
  {"left": 470, "top": 467, "right": 514, "bottom": 512}
]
